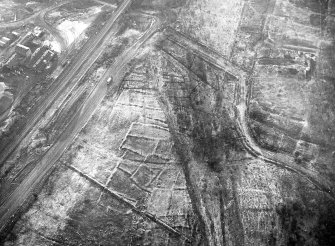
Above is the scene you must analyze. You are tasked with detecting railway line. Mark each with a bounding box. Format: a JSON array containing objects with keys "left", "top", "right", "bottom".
[
  {"left": 0, "top": 0, "right": 132, "bottom": 168},
  {"left": 0, "top": 0, "right": 133, "bottom": 236},
  {"left": 0, "top": 7, "right": 161, "bottom": 237}
]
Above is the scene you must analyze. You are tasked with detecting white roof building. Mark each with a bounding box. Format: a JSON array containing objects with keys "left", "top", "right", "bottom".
[{"left": 0, "top": 40, "right": 6, "bottom": 48}]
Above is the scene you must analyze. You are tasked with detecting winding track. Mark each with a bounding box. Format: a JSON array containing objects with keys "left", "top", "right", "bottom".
[
  {"left": 234, "top": 82, "right": 335, "bottom": 199},
  {"left": 0, "top": 11, "right": 41, "bottom": 29},
  {"left": 163, "top": 28, "right": 335, "bottom": 199},
  {"left": 0, "top": 1, "right": 70, "bottom": 29},
  {"left": 36, "top": 8, "right": 67, "bottom": 51}
]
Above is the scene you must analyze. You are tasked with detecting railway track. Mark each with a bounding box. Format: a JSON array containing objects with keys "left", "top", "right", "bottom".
[
  {"left": 0, "top": 9, "right": 161, "bottom": 238},
  {"left": 0, "top": 0, "right": 132, "bottom": 168}
]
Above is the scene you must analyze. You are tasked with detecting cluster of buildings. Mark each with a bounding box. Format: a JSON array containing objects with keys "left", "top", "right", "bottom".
[
  {"left": 2, "top": 29, "right": 57, "bottom": 73},
  {"left": 0, "top": 31, "right": 19, "bottom": 48}
]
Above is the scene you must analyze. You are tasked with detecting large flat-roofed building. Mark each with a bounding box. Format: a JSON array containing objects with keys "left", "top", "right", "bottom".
[
  {"left": 33, "top": 49, "right": 53, "bottom": 71},
  {"left": 1, "top": 37, "right": 10, "bottom": 43},
  {"left": 12, "top": 31, "right": 19, "bottom": 37},
  {"left": 19, "top": 32, "right": 34, "bottom": 46},
  {"left": 11, "top": 31, "right": 20, "bottom": 41},
  {"left": 4, "top": 53, "right": 19, "bottom": 69},
  {"left": 30, "top": 48, "right": 56, "bottom": 72},
  {"left": 28, "top": 46, "right": 48, "bottom": 67},
  {"left": 15, "top": 44, "right": 32, "bottom": 58},
  {"left": 43, "top": 50, "right": 55, "bottom": 62},
  {"left": 33, "top": 27, "right": 44, "bottom": 37}
]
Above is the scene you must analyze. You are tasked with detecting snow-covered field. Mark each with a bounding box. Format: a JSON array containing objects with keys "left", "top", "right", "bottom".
[
  {"left": 0, "top": 82, "right": 13, "bottom": 122},
  {"left": 56, "top": 5, "right": 103, "bottom": 46},
  {"left": 58, "top": 20, "right": 89, "bottom": 45}
]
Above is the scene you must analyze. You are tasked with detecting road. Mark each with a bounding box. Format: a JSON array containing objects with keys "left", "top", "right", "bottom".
[
  {"left": 6, "top": 3, "right": 69, "bottom": 112},
  {"left": 0, "top": 1, "right": 71, "bottom": 29},
  {"left": 36, "top": 7, "right": 67, "bottom": 51},
  {"left": 0, "top": 0, "right": 132, "bottom": 168},
  {"left": 234, "top": 81, "right": 335, "bottom": 199},
  {"left": 0, "top": 2, "right": 69, "bottom": 60},
  {"left": 0, "top": 11, "right": 41, "bottom": 29},
  {"left": 164, "top": 27, "right": 246, "bottom": 78},
  {"left": 0, "top": 10, "right": 160, "bottom": 237},
  {"left": 158, "top": 28, "right": 335, "bottom": 246},
  {"left": 164, "top": 28, "right": 335, "bottom": 199},
  {"left": 94, "top": 0, "right": 118, "bottom": 8}
]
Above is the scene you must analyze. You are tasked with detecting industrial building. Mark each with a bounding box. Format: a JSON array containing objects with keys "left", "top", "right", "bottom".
[
  {"left": 19, "top": 32, "right": 34, "bottom": 46},
  {"left": 0, "top": 32, "right": 20, "bottom": 49},
  {"left": 33, "top": 49, "right": 55, "bottom": 71},
  {"left": 4, "top": 53, "right": 19, "bottom": 69},
  {"left": 0, "top": 37, "right": 10, "bottom": 48},
  {"left": 11, "top": 31, "right": 20, "bottom": 38},
  {"left": 28, "top": 46, "right": 48, "bottom": 68},
  {"left": 0, "top": 40, "right": 6, "bottom": 48},
  {"left": 11, "top": 31, "right": 20, "bottom": 41},
  {"left": 15, "top": 44, "right": 32, "bottom": 58},
  {"left": 0, "top": 27, "right": 56, "bottom": 73},
  {"left": 33, "top": 27, "right": 44, "bottom": 37}
]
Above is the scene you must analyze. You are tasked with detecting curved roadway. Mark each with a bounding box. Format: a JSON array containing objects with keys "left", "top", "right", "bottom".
[
  {"left": 0, "top": 2, "right": 70, "bottom": 29},
  {"left": 164, "top": 28, "right": 335, "bottom": 199},
  {"left": 234, "top": 80, "right": 335, "bottom": 199}
]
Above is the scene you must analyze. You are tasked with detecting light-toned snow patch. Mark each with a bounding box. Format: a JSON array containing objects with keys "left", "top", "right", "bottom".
[
  {"left": 26, "top": 1, "right": 39, "bottom": 7},
  {"left": 88, "top": 6, "right": 103, "bottom": 15},
  {"left": 0, "top": 82, "right": 13, "bottom": 101},
  {"left": 122, "top": 29, "right": 141, "bottom": 38},
  {"left": 44, "top": 40, "right": 61, "bottom": 53},
  {"left": 24, "top": 171, "right": 89, "bottom": 236},
  {"left": 57, "top": 20, "right": 89, "bottom": 45},
  {"left": 0, "top": 0, "right": 16, "bottom": 9},
  {"left": 48, "top": 11, "right": 62, "bottom": 18},
  {"left": 0, "top": 82, "right": 13, "bottom": 119},
  {"left": 0, "top": 82, "right": 7, "bottom": 94}
]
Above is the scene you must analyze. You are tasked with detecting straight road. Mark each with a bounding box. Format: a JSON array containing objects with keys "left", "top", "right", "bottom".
[
  {"left": 0, "top": 0, "right": 132, "bottom": 168},
  {"left": 0, "top": 12, "right": 160, "bottom": 236}
]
